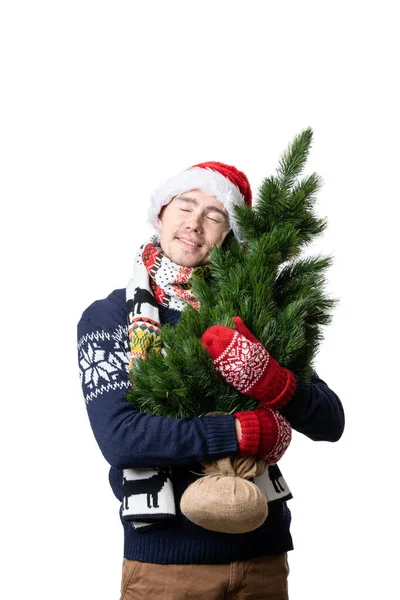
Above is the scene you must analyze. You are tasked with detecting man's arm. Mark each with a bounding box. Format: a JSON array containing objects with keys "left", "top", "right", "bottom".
[
  {"left": 201, "top": 317, "right": 344, "bottom": 444},
  {"left": 279, "top": 373, "right": 345, "bottom": 442},
  {"left": 78, "top": 316, "right": 239, "bottom": 470}
]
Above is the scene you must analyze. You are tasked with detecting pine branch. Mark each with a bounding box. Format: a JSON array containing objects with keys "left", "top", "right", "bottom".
[
  {"left": 275, "top": 255, "right": 334, "bottom": 305},
  {"left": 276, "top": 127, "right": 313, "bottom": 190}
]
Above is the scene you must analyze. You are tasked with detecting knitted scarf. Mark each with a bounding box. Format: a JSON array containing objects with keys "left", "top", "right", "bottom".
[{"left": 124, "top": 235, "right": 292, "bottom": 530}]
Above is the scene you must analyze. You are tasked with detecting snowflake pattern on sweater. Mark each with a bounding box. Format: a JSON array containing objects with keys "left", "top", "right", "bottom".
[{"left": 78, "top": 324, "right": 131, "bottom": 403}]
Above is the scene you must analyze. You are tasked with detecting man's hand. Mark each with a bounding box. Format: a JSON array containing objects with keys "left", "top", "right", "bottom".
[
  {"left": 202, "top": 317, "right": 296, "bottom": 410},
  {"left": 234, "top": 418, "right": 242, "bottom": 443},
  {"left": 234, "top": 407, "right": 292, "bottom": 463}
]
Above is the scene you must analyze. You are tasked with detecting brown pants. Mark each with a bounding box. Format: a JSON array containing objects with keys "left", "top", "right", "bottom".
[{"left": 120, "top": 553, "right": 289, "bottom": 599}]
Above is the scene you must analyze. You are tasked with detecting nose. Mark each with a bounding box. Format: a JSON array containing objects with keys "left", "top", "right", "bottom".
[{"left": 185, "top": 212, "right": 203, "bottom": 233}]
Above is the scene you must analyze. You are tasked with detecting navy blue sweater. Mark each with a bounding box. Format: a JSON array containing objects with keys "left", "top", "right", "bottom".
[{"left": 77, "top": 288, "right": 344, "bottom": 564}]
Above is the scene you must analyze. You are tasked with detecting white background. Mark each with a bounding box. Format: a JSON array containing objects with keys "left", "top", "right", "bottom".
[{"left": 1, "top": 1, "right": 399, "bottom": 598}]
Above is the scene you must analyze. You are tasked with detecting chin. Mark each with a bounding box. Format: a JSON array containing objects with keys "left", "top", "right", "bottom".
[
  {"left": 179, "top": 254, "right": 208, "bottom": 267},
  {"left": 161, "top": 241, "right": 209, "bottom": 267},
  {"left": 178, "top": 257, "right": 207, "bottom": 268}
]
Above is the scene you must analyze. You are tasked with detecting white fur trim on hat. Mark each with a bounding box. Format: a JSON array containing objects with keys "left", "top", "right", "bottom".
[{"left": 148, "top": 167, "right": 245, "bottom": 241}]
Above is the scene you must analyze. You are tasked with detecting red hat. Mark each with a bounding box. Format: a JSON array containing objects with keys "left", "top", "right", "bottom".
[{"left": 148, "top": 161, "right": 252, "bottom": 241}]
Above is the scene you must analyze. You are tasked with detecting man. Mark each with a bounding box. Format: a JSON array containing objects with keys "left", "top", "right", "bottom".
[{"left": 77, "top": 161, "right": 344, "bottom": 599}]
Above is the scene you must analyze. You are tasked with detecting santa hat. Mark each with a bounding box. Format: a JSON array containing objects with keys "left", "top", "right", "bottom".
[{"left": 148, "top": 161, "right": 252, "bottom": 241}]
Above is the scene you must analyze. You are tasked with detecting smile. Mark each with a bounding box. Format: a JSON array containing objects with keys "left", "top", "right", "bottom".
[{"left": 177, "top": 238, "right": 202, "bottom": 248}]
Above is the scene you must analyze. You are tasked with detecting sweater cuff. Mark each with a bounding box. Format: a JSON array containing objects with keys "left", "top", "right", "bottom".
[
  {"left": 233, "top": 411, "right": 260, "bottom": 456},
  {"left": 202, "top": 415, "right": 238, "bottom": 459}
]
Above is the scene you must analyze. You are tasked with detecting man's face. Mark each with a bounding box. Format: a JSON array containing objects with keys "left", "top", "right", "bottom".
[{"left": 157, "top": 190, "right": 231, "bottom": 267}]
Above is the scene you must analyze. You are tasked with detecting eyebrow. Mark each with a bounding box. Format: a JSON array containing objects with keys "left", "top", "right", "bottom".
[{"left": 176, "top": 195, "right": 229, "bottom": 219}]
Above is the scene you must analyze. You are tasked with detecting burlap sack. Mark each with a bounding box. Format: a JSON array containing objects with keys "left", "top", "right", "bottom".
[{"left": 180, "top": 455, "right": 268, "bottom": 534}]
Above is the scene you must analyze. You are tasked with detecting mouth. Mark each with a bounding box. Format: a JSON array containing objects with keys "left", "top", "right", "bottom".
[{"left": 176, "top": 237, "right": 203, "bottom": 248}]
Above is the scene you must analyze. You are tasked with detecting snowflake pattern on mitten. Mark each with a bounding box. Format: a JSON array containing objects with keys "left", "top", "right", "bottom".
[
  {"left": 214, "top": 330, "right": 270, "bottom": 394},
  {"left": 264, "top": 411, "right": 292, "bottom": 464}
]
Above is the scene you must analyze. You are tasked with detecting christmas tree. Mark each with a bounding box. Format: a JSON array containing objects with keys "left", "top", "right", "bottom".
[{"left": 126, "top": 127, "right": 336, "bottom": 417}]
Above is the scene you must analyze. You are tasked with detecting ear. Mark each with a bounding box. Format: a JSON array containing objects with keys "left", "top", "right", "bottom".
[
  {"left": 157, "top": 204, "right": 168, "bottom": 226},
  {"left": 157, "top": 207, "right": 164, "bottom": 230}
]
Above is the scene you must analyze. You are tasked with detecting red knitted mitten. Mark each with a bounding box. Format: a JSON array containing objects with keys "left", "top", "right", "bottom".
[
  {"left": 235, "top": 407, "right": 292, "bottom": 463},
  {"left": 202, "top": 317, "right": 297, "bottom": 409}
]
